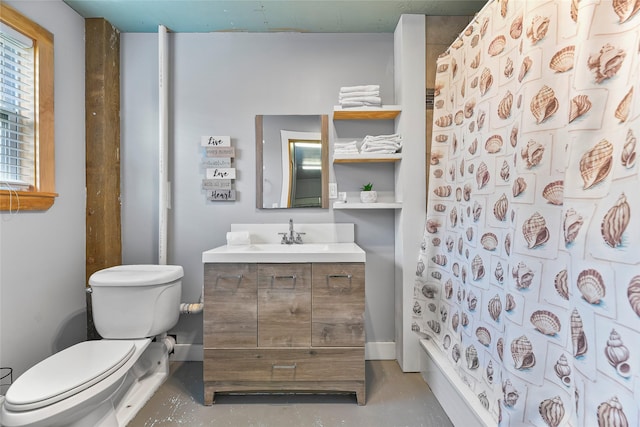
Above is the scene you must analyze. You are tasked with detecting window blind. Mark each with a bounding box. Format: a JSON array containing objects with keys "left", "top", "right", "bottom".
[{"left": 0, "top": 23, "right": 34, "bottom": 190}]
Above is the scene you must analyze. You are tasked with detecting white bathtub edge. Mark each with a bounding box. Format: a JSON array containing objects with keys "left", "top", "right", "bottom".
[{"left": 419, "top": 338, "right": 495, "bottom": 427}]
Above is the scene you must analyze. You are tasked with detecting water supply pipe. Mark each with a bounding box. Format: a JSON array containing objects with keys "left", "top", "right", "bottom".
[
  {"left": 157, "top": 333, "right": 176, "bottom": 354},
  {"left": 158, "top": 24, "right": 169, "bottom": 266},
  {"left": 158, "top": 25, "right": 204, "bottom": 315}
]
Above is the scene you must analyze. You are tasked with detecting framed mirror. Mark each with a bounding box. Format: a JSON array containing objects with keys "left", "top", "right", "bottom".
[{"left": 256, "top": 115, "right": 329, "bottom": 209}]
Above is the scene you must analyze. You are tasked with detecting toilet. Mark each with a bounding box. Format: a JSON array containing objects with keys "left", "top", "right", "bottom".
[{"left": 0, "top": 264, "right": 183, "bottom": 427}]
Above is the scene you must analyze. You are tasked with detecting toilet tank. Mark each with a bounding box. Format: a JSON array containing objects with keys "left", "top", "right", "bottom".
[{"left": 89, "top": 265, "right": 183, "bottom": 339}]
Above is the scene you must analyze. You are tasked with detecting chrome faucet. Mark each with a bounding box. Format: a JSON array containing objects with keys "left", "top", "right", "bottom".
[{"left": 279, "top": 218, "right": 305, "bottom": 244}]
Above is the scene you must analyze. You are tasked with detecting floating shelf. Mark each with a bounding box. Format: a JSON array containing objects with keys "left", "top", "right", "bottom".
[
  {"left": 332, "top": 192, "right": 401, "bottom": 210},
  {"left": 333, "top": 201, "right": 402, "bottom": 210},
  {"left": 333, "top": 153, "right": 402, "bottom": 163},
  {"left": 333, "top": 105, "right": 401, "bottom": 120}
]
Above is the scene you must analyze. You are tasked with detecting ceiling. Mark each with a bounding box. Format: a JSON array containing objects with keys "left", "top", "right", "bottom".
[{"left": 63, "top": 0, "right": 487, "bottom": 33}]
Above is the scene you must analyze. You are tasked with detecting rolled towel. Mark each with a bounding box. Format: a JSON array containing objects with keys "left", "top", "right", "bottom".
[{"left": 226, "top": 231, "right": 251, "bottom": 245}]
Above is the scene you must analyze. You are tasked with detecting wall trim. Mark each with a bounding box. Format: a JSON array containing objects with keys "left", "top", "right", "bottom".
[
  {"left": 419, "top": 338, "right": 494, "bottom": 427},
  {"left": 172, "top": 344, "right": 203, "bottom": 361},
  {"left": 171, "top": 342, "right": 397, "bottom": 362},
  {"left": 365, "top": 341, "right": 396, "bottom": 360}
]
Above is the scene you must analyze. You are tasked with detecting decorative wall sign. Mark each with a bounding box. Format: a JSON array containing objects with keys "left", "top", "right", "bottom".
[
  {"left": 201, "top": 179, "right": 232, "bottom": 190},
  {"left": 207, "top": 189, "right": 236, "bottom": 201},
  {"left": 202, "top": 158, "right": 231, "bottom": 168},
  {"left": 206, "top": 167, "right": 236, "bottom": 180},
  {"left": 200, "top": 135, "right": 231, "bottom": 147},
  {"left": 201, "top": 136, "right": 236, "bottom": 202},
  {"left": 206, "top": 146, "right": 235, "bottom": 157}
]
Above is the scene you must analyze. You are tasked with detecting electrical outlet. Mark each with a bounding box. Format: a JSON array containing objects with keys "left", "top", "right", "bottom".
[{"left": 329, "top": 183, "right": 338, "bottom": 199}]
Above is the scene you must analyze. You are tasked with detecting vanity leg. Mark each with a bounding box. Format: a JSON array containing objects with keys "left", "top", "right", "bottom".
[
  {"left": 204, "top": 387, "right": 215, "bottom": 405},
  {"left": 355, "top": 385, "right": 366, "bottom": 406}
]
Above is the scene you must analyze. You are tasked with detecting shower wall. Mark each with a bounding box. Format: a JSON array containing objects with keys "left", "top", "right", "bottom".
[{"left": 414, "top": 0, "right": 640, "bottom": 425}]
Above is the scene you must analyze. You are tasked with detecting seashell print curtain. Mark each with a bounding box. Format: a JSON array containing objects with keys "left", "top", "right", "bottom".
[{"left": 412, "top": 0, "right": 640, "bottom": 425}]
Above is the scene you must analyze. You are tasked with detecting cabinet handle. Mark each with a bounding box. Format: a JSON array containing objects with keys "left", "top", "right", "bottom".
[
  {"left": 326, "top": 273, "right": 352, "bottom": 288},
  {"left": 270, "top": 274, "right": 297, "bottom": 289},
  {"left": 272, "top": 364, "right": 297, "bottom": 369},
  {"left": 214, "top": 274, "right": 243, "bottom": 289}
]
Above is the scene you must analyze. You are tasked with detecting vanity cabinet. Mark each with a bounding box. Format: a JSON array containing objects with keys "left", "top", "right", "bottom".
[{"left": 203, "top": 262, "right": 366, "bottom": 405}]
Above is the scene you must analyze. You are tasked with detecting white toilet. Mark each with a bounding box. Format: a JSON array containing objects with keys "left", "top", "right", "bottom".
[{"left": 0, "top": 264, "right": 183, "bottom": 427}]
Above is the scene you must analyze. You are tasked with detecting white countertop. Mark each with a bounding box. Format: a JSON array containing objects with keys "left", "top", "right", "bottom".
[{"left": 202, "top": 242, "right": 366, "bottom": 263}]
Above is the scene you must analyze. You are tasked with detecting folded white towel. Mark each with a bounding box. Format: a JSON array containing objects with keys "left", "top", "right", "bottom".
[
  {"left": 339, "top": 100, "right": 383, "bottom": 108},
  {"left": 362, "top": 141, "right": 401, "bottom": 148},
  {"left": 339, "top": 96, "right": 382, "bottom": 104},
  {"left": 334, "top": 147, "right": 360, "bottom": 154},
  {"left": 339, "top": 90, "right": 380, "bottom": 99},
  {"left": 360, "top": 134, "right": 402, "bottom": 153},
  {"left": 363, "top": 134, "right": 402, "bottom": 142},
  {"left": 361, "top": 144, "right": 401, "bottom": 153},
  {"left": 360, "top": 147, "right": 398, "bottom": 154},
  {"left": 226, "top": 231, "right": 251, "bottom": 245},
  {"left": 334, "top": 141, "right": 359, "bottom": 148},
  {"left": 340, "top": 85, "right": 380, "bottom": 94}
]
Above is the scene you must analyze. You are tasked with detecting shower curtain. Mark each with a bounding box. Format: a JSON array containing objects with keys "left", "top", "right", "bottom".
[{"left": 413, "top": 0, "right": 640, "bottom": 425}]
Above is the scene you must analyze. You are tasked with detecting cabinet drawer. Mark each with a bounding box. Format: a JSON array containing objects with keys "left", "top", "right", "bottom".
[
  {"left": 204, "top": 263, "right": 257, "bottom": 347},
  {"left": 312, "top": 263, "right": 365, "bottom": 347},
  {"left": 204, "top": 348, "right": 364, "bottom": 382},
  {"left": 258, "top": 264, "right": 311, "bottom": 347}
]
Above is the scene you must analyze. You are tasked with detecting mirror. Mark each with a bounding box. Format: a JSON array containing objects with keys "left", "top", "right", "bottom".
[{"left": 256, "top": 115, "right": 329, "bottom": 209}]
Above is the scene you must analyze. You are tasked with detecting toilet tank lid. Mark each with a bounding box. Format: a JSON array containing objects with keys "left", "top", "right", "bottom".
[{"left": 89, "top": 264, "right": 184, "bottom": 287}]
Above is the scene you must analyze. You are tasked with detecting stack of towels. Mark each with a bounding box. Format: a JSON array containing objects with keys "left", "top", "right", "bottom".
[
  {"left": 338, "top": 85, "right": 381, "bottom": 108},
  {"left": 361, "top": 134, "right": 403, "bottom": 154},
  {"left": 333, "top": 141, "right": 359, "bottom": 155},
  {"left": 333, "top": 134, "right": 403, "bottom": 156}
]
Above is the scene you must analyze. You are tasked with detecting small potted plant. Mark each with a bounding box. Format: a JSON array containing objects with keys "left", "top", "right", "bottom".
[{"left": 360, "top": 182, "right": 377, "bottom": 203}]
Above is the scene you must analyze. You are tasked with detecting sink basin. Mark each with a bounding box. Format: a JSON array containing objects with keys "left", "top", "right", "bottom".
[{"left": 202, "top": 242, "right": 365, "bottom": 263}]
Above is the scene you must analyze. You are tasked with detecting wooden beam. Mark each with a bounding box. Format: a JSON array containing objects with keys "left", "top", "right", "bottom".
[{"left": 85, "top": 18, "right": 121, "bottom": 339}]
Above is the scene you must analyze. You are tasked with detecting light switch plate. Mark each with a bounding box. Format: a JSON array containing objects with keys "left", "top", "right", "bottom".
[{"left": 329, "top": 182, "right": 338, "bottom": 199}]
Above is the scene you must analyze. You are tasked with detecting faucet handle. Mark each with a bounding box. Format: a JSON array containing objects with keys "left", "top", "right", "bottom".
[
  {"left": 294, "top": 232, "right": 305, "bottom": 244},
  {"left": 278, "top": 232, "right": 289, "bottom": 244}
]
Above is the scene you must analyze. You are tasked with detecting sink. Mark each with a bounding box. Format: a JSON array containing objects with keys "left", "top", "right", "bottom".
[
  {"left": 234, "top": 244, "right": 330, "bottom": 252},
  {"left": 202, "top": 242, "right": 365, "bottom": 263}
]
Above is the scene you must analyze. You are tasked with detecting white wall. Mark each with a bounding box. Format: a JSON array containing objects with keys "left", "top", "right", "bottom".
[
  {"left": 0, "top": 0, "right": 86, "bottom": 385},
  {"left": 120, "top": 32, "right": 400, "bottom": 349}
]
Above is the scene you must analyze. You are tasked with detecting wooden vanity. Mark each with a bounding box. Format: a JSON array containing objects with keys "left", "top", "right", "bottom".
[{"left": 203, "top": 260, "right": 366, "bottom": 405}]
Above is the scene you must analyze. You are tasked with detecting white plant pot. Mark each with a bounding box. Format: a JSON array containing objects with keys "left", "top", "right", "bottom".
[{"left": 360, "top": 190, "right": 377, "bottom": 203}]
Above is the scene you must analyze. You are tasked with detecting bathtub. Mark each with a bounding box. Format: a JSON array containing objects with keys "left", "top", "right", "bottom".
[{"left": 419, "top": 338, "right": 495, "bottom": 427}]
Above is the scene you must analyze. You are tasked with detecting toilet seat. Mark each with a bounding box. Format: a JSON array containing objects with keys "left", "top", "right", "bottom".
[{"left": 4, "top": 340, "right": 135, "bottom": 412}]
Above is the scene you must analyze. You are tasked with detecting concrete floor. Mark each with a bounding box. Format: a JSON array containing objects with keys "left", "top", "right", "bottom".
[{"left": 129, "top": 360, "right": 453, "bottom": 427}]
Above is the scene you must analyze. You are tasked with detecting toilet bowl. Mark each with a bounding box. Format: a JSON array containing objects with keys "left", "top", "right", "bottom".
[{"left": 0, "top": 264, "right": 183, "bottom": 427}]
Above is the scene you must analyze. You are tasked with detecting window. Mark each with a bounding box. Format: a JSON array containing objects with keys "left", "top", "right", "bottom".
[{"left": 0, "top": 4, "right": 55, "bottom": 211}]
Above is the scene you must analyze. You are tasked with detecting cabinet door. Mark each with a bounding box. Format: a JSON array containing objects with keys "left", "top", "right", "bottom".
[
  {"left": 204, "top": 263, "right": 257, "bottom": 348},
  {"left": 258, "top": 263, "right": 311, "bottom": 347},
  {"left": 312, "top": 263, "right": 365, "bottom": 347}
]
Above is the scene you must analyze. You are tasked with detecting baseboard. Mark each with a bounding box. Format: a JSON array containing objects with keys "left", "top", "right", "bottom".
[
  {"left": 365, "top": 341, "right": 396, "bottom": 360},
  {"left": 172, "top": 344, "right": 203, "bottom": 361},
  {"left": 419, "top": 338, "right": 494, "bottom": 427},
  {"left": 171, "top": 342, "right": 397, "bottom": 362}
]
